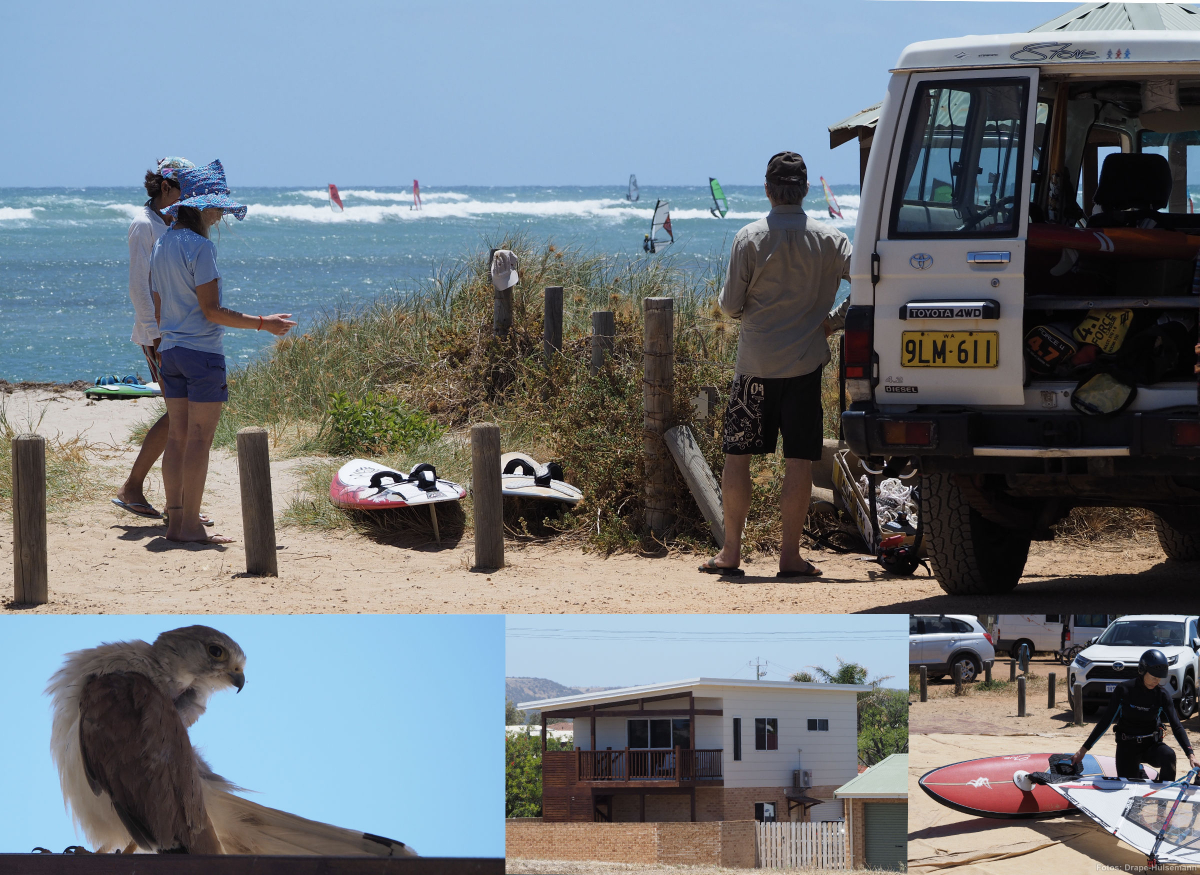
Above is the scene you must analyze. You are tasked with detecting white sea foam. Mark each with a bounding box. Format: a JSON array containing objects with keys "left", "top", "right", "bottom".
[
  {"left": 294, "top": 188, "right": 470, "bottom": 203},
  {"left": 0, "top": 207, "right": 37, "bottom": 220},
  {"left": 102, "top": 203, "right": 146, "bottom": 220}
]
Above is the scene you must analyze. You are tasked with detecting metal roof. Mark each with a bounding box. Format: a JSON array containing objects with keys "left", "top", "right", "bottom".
[
  {"left": 830, "top": 102, "right": 884, "bottom": 149},
  {"left": 834, "top": 753, "right": 909, "bottom": 798},
  {"left": 517, "top": 676, "right": 863, "bottom": 711},
  {"left": 1031, "top": 2, "right": 1200, "bottom": 32}
]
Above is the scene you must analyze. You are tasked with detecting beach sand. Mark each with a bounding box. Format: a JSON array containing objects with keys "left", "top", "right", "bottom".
[{"left": 0, "top": 389, "right": 1194, "bottom": 615}]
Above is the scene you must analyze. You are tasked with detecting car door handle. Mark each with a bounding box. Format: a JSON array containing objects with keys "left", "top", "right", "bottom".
[{"left": 967, "top": 251, "right": 1010, "bottom": 264}]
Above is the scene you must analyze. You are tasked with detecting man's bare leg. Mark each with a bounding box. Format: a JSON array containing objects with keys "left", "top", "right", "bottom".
[
  {"left": 115, "top": 412, "right": 168, "bottom": 510},
  {"left": 164, "top": 400, "right": 231, "bottom": 544},
  {"left": 780, "top": 458, "right": 820, "bottom": 574},
  {"left": 707, "top": 454, "right": 752, "bottom": 570}
]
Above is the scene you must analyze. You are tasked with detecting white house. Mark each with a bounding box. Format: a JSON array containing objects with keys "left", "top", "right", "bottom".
[{"left": 519, "top": 677, "right": 861, "bottom": 824}]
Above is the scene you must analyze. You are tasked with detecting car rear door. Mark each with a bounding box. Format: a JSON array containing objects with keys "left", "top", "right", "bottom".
[{"left": 873, "top": 68, "right": 1039, "bottom": 406}]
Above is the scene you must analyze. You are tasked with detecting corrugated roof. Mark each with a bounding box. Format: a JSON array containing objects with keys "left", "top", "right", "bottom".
[
  {"left": 830, "top": 102, "right": 884, "bottom": 149},
  {"left": 517, "top": 676, "right": 864, "bottom": 711},
  {"left": 1031, "top": 2, "right": 1200, "bottom": 32},
  {"left": 834, "top": 753, "right": 908, "bottom": 797}
]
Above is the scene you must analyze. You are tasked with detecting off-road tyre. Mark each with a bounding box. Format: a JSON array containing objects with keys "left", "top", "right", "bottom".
[
  {"left": 922, "top": 473, "right": 1032, "bottom": 595},
  {"left": 1153, "top": 514, "right": 1200, "bottom": 561},
  {"left": 950, "top": 653, "right": 982, "bottom": 684}
]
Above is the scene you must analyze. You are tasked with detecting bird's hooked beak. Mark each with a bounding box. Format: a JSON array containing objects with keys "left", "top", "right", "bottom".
[{"left": 228, "top": 670, "right": 245, "bottom": 693}]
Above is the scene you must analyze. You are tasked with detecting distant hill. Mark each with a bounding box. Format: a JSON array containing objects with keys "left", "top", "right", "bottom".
[{"left": 506, "top": 677, "right": 621, "bottom": 710}]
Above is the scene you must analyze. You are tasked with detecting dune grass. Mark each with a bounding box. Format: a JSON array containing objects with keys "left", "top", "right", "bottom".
[{"left": 0, "top": 397, "right": 98, "bottom": 513}]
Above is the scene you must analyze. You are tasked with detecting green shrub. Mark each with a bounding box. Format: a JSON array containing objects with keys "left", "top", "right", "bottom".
[{"left": 322, "top": 391, "right": 444, "bottom": 455}]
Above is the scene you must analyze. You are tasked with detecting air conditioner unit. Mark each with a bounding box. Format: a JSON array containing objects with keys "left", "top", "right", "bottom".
[{"left": 793, "top": 769, "right": 813, "bottom": 788}]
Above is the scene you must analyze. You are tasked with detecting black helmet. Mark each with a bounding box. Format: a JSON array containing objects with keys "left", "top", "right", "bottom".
[{"left": 1138, "top": 649, "right": 1170, "bottom": 679}]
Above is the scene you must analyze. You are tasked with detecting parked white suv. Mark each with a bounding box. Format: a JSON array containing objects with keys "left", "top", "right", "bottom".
[
  {"left": 838, "top": 27, "right": 1200, "bottom": 595},
  {"left": 911, "top": 614, "right": 996, "bottom": 683},
  {"left": 1068, "top": 615, "right": 1200, "bottom": 717}
]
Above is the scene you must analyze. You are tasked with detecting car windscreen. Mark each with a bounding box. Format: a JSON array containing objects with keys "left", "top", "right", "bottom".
[{"left": 1095, "top": 620, "right": 1185, "bottom": 647}]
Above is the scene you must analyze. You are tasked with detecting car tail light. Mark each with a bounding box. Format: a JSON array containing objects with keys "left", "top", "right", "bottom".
[
  {"left": 984, "top": 632, "right": 993, "bottom": 644},
  {"left": 882, "top": 421, "right": 933, "bottom": 446},
  {"left": 843, "top": 306, "right": 875, "bottom": 380},
  {"left": 1171, "top": 420, "right": 1200, "bottom": 447}
]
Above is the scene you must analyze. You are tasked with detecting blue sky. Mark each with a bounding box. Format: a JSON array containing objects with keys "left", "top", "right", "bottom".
[
  {"left": 0, "top": 1, "right": 1084, "bottom": 187},
  {"left": 0, "top": 615, "right": 503, "bottom": 857},
  {"left": 505, "top": 615, "right": 907, "bottom": 694}
]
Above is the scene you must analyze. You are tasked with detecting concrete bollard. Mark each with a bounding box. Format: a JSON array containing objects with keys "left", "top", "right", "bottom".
[
  {"left": 470, "top": 423, "right": 504, "bottom": 569},
  {"left": 12, "top": 434, "right": 48, "bottom": 604},
  {"left": 1018, "top": 676, "right": 1026, "bottom": 717},
  {"left": 236, "top": 427, "right": 278, "bottom": 576},
  {"left": 1048, "top": 672, "right": 1056, "bottom": 709},
  {"left": 919, "top": 666, "right": 927, "bottom": 702}
]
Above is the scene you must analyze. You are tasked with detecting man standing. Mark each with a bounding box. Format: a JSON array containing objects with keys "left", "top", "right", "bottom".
[{"left": 699, "top": 152, "right": 850, "bottom": 578}]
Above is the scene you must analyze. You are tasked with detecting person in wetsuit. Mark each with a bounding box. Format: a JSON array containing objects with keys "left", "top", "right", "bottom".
[{"left": 1072, "top": 649, "right": 1199, "bottom": 781}]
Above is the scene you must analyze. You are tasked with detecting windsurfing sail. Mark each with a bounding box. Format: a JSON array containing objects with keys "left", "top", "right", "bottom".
[
  {"left": 328, "top": 184, "right": 344, "bottom": 212},
  {"left": 627, "top": 174, "right": 639, "bottom": 202},
  {"left": 647, "top": 199, "right": 673, "bottom": 253},
  {"left": 708, "top": 178, "right": 728, "bottom": 218},
  {"left": 411, "top": 179, "right": 422, "bottom": 211},
  {"left": 821, "top": 177, "right": 843, "bottom": 220}
]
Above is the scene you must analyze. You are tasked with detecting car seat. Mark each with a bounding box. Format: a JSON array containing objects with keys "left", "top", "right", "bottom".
[{"left": 1087, "top": 152, "right": 1173, "bottom": 228}]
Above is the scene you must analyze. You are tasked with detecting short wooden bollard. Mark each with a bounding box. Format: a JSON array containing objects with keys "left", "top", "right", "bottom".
[
  {"left": 643, "top": 298, "right": 674, "bottom": 536},
  {"left": 12, "top": 434, "right": 48, "bottom": 604},
  {"left": 236, "top": 427, "right": 277, "bottom": 576},
  {"left": 543, "top": 286, "right": 563, "bottom": 359},
  {"left": 954, "top": 668, "right": 963, "bottom": 697},
  {"left": 591, "top": 310, "right": 615, "bottom": 375},
  {"left": 985, "top": 663, "right": 992, "bottom": 684},
  {"left": 1048, "top": 672, "right": 1057, "bottom": 708},
  {"left": 1074, "top": 684, "right": 1084, "bottom": 725},
  {"left": 919, "top": 666, "right": 927, "bottom": 702},
  {"left": 471, "top": 423, "right": 504, "bottom": 569},
  {"left": 1009, "top": 659, "right": 1016, "bottom": 682},
  {"left": 1018, "top": 676, "right": 1026, "bottom": 717}
]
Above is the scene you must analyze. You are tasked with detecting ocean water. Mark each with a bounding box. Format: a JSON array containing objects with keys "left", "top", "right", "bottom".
[{"left": 0, "top": 184, "right": 859, "bottom": 383}]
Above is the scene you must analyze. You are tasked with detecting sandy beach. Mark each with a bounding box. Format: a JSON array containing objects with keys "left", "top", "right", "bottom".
[{"left": 1, "top": 388, "right": 1195, "bottom": 615}]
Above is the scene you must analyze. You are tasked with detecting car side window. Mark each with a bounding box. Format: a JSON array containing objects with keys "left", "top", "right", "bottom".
[
  {"left": 910, "top": 615, "right": 920, "bottom": 634},
  {"left": 1190, "top": 619, "right": 1198, "bottom": 645}
]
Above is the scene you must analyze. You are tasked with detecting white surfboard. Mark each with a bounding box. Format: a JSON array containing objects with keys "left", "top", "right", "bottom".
[
  {"left": 329, "top": 460, "right": 466, "bottom": 510},
  {"left": 500, "top": 452, "right": 582, "bottom": 505}
]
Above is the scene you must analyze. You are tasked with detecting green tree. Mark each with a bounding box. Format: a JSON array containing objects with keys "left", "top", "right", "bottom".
[
  {"left": 506, "top": 730, "right": 573, "bottom": 818},
  {"left": 791, "top": 658, "right": 907, "bottom": 767},
  {"left": 505, "top": 698, "right": 527, "bottom": 726}
]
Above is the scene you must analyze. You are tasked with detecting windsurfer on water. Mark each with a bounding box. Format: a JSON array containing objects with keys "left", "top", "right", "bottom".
[
  {"left": 643, "top": 233, "right": 653, "bottom": 254},
  {"left": 1072, "top": 649, "right": 1199, "bottom": 782}
]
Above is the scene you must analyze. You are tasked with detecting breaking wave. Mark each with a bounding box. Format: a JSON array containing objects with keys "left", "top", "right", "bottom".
[{"left": 0, "top": 207, "right": 37, "bottom": 220}]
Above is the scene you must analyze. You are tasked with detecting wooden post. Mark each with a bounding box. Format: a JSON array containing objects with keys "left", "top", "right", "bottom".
[
  {"left": 643, "top": 297, "right": 674, "bottom": 536},
  {"left": 1009, "top": 659, "right": 1016, "bottom": 682},
  {"left": 664, "top": 425, "right": 724, "bottom": 547},
  {"left": 591, "top": 310, "right": 615, "bottom": 375},
  {"left": 494, "top": 288, "right": 513, "bottom": 337},
  {"left": 954, "top": 667, "right": 963, "bottom": 697},
  {"left": 543, "top": 286, "right": 563, "bottom": 359},
  {"left": 471, "top": 423, "right": 504, "bottom": 569},
  {"left": 919, "top": 666, "right": 927, "bottom": 702},
  {"left": 236, "top": 427, "right": 278, "bottom": 576},
  {"left": 541, "top": 714, "right": 547, "bottom": 754},
  {"left": 1018, "top": 676, "right": 1026, "bottom": 717},
  {"left": 12, "top": 434, "right": 47, "bottom": 604},
  {"left": 985, "top": 663, "right": 992, "bottom": 684},
  {"left": 1074, "top": 684, "right": 1084, "bottom": 726},
  {"left": 1048, "top": 672, "right": 1057, "bottom": 708}
]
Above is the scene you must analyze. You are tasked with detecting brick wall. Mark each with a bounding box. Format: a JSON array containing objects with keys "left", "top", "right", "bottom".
[
  {"left": 846, "top": 797, "right": 906, "bottom": 868},
  {"left": 722, "top": 785, "right": 840, "bottom": 823},
  {"left": 595, "top": 785, "right": 840, "bottom": 824},
  {"left": 506, "top": 820, "right": 757, "bottom": 868}
]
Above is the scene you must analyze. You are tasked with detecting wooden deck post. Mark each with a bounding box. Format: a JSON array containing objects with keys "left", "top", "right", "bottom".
[
  {"left": 1048, "top": 672, "right": 1057, "bottom": 708},
  {"left": 543, "top": 286, "right": 563, "bottom": 359},
  {"left": 643, "top": 297, "right": 674, "bottom": 535},
  {"left": 12, "top": 434, "right": 47, "bottom": 605},
  {"left": 470, "top": 423, "right": 504, "bottom": 569},
  {"left": 591, "top": 311, "right": 615, "bottom": 375},
  {"left": 919, "top": 666, "right": 927, "bottom": 702},
  {"left": 236, "top": 427, "right": 278, "bottom": 576},
  {"left": 541, "top": 714, "right": 547, "bottom": 754},
  {"left": 1018, "top": 676, "right": 1027, "bottom": 717}
]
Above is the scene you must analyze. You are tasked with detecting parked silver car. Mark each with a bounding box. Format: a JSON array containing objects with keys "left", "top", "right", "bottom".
[{"left": 910, "top": 614, "right": 996, "bottom": 683}]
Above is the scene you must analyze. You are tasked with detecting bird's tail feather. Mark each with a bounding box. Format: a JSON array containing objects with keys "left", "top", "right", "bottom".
[{"left": 203, "top": 787, "right": 416, "bottom": 857}]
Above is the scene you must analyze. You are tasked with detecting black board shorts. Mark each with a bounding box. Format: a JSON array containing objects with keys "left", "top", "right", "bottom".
[{"left": 722, "top": 369, "right": 823, "bottom": 461}]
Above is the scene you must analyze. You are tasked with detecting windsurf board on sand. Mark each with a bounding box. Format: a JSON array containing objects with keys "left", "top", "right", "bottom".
[
  {"left": 919, "top": 752, "right": 1155, "bottom": 819},
  {"left": 500, "top": 452, "right": 582, "bottom": 505},
  {"left": 85, "top": 375, "right": 161, "bottom": 400},
  {"left": 329, "top": 459, "right": 466, "bottom": 544}
]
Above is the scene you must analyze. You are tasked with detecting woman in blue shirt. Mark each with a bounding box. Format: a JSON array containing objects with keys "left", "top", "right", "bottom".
[{"left": 151, "top": 160, "right": 295, "bottom": 544}]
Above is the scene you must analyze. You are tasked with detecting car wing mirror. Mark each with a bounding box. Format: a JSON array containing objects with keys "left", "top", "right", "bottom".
[
  {"left": 1087, "top": 638, "right": 1097, "bottom": 646},
  {"left": 1192, "top": 636, "right": 1199, "bottom": 651}
]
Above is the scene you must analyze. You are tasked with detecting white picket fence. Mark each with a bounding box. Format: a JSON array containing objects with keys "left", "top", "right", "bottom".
[{"left": 755, "top": 821, "right": 847, "bottom": 870}]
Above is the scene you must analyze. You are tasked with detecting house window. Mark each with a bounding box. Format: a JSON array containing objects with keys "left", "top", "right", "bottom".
[
  {"left": 754, "top": 717, "right": 778, "bottom": 751},
  {"left": 733, "top": 717, "right": 742, "bottom": 761},
  {"left": 807, "top": 718, "right": 829, "bottom": 732},
  {"left": 627, "top": 718, "right": 691, "bottom": 749},
  {"left": 754, "top": 802, "right": 777, "bottom": 822}
]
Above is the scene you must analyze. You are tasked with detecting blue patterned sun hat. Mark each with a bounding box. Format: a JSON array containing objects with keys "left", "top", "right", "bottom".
[
  {"left": 156, "top": 157, "right": 195, "bottom": 180},
  {"left": 162, "top": 159, "right": 247, "bottom": 221}
]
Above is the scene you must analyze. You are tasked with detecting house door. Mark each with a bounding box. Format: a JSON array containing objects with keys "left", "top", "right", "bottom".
[{"left": 864, "top": 802, "right": 908, "bottom": 871}]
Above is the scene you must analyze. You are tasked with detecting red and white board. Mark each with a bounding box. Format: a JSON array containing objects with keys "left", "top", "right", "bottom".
[
  {"left": 329, "top": 459, "right": 465, "bottom": 510},
  {"left": 920, "top": 753, "right": 1156, "bottom": 819}
]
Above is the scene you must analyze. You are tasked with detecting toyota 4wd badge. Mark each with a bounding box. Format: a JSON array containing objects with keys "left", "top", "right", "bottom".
[{"left": 910, "top": 253, "right": 933, "bottom": 270}]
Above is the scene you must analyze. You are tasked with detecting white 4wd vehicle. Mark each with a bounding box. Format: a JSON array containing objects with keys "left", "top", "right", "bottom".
[
  {"left": 1068, "top": 614, "right": 1200, "bottom": 717},
  {"left": 840, "top": 29, "right": 1200, "bottom": 594}
]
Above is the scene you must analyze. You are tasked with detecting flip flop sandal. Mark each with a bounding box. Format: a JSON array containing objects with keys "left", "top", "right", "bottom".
[
  {"left": 111, "top": 498, "right": 162, "bottom": 520},
  {"left": 698, "top": 558, "right": 745, "bottom": 578},
  {"left": 777, "top": 561, "right": 823, "bottom": 578}
]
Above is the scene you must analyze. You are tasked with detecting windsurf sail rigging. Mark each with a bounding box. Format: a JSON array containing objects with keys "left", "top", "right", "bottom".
[
  {"left": 709, "top": 177, "right": 728, "bottom": 218},
  {"left": 821, "top": 177, "right": 842, "bottom": 220},
  {"left": 627, "top": 174, "right": 639, "bottom": 202},
  {"left": 328, "top": 184, "right": 344, "bottom": 212},
  {"left": 411, "top": 179, "right": 422, "bottom": 211},
  {"left": 644, "top": 199, "right": 672, "bottom": 253}
]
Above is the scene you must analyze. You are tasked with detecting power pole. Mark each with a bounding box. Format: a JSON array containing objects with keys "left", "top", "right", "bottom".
[{"left": 756, "top": 658, "right": 766, "bottom": 680}]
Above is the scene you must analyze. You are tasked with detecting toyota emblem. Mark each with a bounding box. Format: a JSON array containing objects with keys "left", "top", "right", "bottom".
[
  {"left": 1113, "top": 661, "right": 1125, "bottom": 672},
  {"left": 910, "top": 253, "right": 934, "bottom": 270}
]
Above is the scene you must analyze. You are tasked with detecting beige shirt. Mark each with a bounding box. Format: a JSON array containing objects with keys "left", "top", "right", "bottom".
[{"left": 718, "top": 205, "right": 852, "bottom": 379}]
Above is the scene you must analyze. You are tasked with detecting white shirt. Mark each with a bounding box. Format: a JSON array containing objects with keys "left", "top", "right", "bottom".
[{"left": 127, "top": 203, "right": 169, "bottom": 346}]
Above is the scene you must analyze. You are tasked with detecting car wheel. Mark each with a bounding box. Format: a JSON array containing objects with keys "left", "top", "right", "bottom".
[
  {"left": 1154, "top": 514, "right": 1200, "bottom": 561},
  {"left": 1179, "top": 676, "right": 1197, "bottom": 719},
  {"left": 954, "top": 655, "right": 981, "bottom": 684},
  {"left": 921, "top": 473, "right": 1032, "bottom": 595},
  {"left": 1010, "top": 639, "right": 1037, "bottom": 661}
]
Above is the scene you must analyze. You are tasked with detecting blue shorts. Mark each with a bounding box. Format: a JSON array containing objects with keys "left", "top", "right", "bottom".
[{"left": 159, "top": 347, "right": 228, "bottom": 403}]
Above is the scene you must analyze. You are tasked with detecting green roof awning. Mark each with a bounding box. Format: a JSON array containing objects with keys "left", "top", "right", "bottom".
[{"left": 835, "top": 753, "right": 908, "bottom": 798}]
